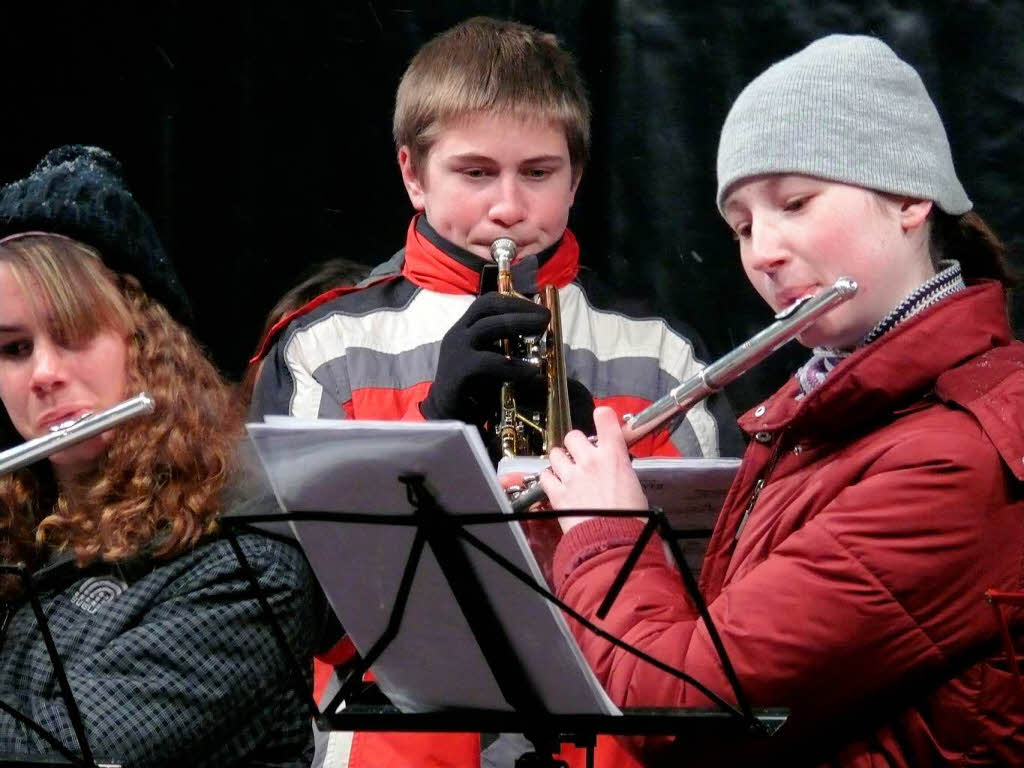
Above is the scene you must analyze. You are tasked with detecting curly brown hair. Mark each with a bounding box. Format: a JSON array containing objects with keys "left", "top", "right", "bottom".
[
  {"left": 0, "top": 235, "right": 242, "bottom": 599},
  {"left": 930, "top": 210, "right": 1017, "bottom": 288}
]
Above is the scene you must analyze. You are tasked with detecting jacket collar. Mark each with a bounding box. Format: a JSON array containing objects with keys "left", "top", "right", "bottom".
[
  {"left": 249, "top": 216, "right": 581, "bottom": 363},
  {"left": 741, "top": 281, "right": 1015, "bottom": 440},
  {"left": 401, "top": 214, "right": 580, "bottom": 295},
  {"left": 23, "top": 550, "right": 111, "bottom": 595}
]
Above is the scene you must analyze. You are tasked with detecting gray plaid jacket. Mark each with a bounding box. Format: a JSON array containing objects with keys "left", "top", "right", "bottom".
[{"left": 0, "top": 529, "right": 316, "bottom": 767}]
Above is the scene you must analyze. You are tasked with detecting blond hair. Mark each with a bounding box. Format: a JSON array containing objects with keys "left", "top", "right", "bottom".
[
  {"left": 393, "top": 16, "right": 590, "bottom": 177},
  {"left": 0, "top": 235, "right": 242, "bottom": 598}
]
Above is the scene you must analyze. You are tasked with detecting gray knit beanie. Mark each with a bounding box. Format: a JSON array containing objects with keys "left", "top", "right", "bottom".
[{"left": 716, "top": 34, "right": 971, "bottom": 216}]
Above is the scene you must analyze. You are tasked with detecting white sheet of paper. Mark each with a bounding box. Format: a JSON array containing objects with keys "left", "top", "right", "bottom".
[
  {"left": 498, "top": 455, "right": 740, "bottom": 573},
  {"left": 246, "top": 417, "right": 618, "bottom": 716}
]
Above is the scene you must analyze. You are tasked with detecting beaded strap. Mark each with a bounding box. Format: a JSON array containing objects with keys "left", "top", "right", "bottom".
[
  {"left": 862, "top": 260, "right": 965, "bottom": 345},
  {"left": 796, "top": 260, "right": 965, "bottom": 395}
]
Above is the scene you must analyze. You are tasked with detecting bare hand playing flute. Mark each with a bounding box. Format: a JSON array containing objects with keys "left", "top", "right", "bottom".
[{"left": 540, "top": 406, "right": 648, "bottom": 531}]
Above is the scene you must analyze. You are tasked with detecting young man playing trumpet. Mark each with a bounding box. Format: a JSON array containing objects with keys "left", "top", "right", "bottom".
[
  {"left": 249, "top": 15, "right": 740, "bottom": 768},
  {"left": 251, "top": 16, "right": 737, "bottom": 461}
]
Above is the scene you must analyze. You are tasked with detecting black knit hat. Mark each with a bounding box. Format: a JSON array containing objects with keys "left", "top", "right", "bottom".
[{"left": 0, "top": 145, "right": 193, "bottom": 326}]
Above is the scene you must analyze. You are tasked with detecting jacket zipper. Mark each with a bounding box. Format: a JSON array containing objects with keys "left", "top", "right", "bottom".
[{"left": 734, "top": 432, "right": 787, "bottom": 542}]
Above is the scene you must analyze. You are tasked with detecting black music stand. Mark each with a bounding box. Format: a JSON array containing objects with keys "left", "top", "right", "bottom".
[
  {"left": 221, "top": 475, "right": 787, "bottom": 768},
  {"left": 0, "top": 563, "right": 120, "bottom": 768}
]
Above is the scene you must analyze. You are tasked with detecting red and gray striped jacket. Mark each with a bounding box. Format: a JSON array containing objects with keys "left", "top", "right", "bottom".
[
  {"left": 252, "top": 216, "right": 739, "bottom": 460},
  {"left": 250, "top": 215, "right": 741, "bottom": 768}
]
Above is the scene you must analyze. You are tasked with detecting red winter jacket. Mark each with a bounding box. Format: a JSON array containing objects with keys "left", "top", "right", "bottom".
[{"left": 554, "top": 281, "right": 1024, "bottom": 766}]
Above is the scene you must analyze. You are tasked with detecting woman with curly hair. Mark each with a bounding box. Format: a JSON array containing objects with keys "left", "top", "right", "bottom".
[{"left": 0, "top": 146, "right": 316, "bottom": 767}]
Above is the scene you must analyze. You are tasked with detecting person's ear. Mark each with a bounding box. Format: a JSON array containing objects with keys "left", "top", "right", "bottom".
[
  {"left": 398, "top": 146, "right": 426, "bottom": 211},
  {"left": 899, "top": 198, "right": 933, "bottom": 233}
]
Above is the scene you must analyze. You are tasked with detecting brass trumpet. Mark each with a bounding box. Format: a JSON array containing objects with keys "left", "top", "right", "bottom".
[{"left": 491, "top": 237, "right": 571, "bottom": 458}]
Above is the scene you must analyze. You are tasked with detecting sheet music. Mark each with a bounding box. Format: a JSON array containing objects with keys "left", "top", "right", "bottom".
[
  {"left": 498, "top": 456, "right": 741, "bottom": 574},
  {"left": 246, "top": 417, "right": 619, "bottom": 716}
]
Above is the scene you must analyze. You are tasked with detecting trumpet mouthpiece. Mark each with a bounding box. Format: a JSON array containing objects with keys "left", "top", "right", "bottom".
[{"left": 490, "top": 238, "right": 517, "bottom": 265}]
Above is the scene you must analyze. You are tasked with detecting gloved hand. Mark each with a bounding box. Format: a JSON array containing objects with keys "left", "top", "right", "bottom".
[
  {"left": 566, "top": 377, "right": 597, "bottom": 436},
  {"left": 420, "top": 292, "right": 551, "bottom": 428}
]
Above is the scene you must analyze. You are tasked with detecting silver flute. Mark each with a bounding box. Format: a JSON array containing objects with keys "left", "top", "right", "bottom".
[
  {"left": 0, "top": 393, "right": 155, "bottom": 476},
  {"left": 509, "top": 278, "right": 858, "bottom": 512}
]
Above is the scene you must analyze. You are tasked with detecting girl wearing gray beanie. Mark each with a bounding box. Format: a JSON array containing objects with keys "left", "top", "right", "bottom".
[{"left": 536, "top": 34, "right": 1024, "bottom": 766}]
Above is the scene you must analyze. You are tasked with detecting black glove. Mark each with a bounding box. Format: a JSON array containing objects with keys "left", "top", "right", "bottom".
[
  {"left": 420, "top": 292, "right": 551, "bottom": 427},
  {"left": 566, "top": 377, "right": 596, "bottom": 436},
  {"left": 498, "top": 374, "right": 596, "bottom": 437}
]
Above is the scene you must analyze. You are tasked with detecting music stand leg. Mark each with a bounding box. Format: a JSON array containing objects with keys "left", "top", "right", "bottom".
[{"left": 515, "top": 732, "right": 568, "bottom": 768}]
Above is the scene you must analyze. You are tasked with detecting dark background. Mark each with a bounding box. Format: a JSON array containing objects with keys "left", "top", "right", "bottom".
[{"left": 4, "top": 1, "right": 1020, "bottom": 414}]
